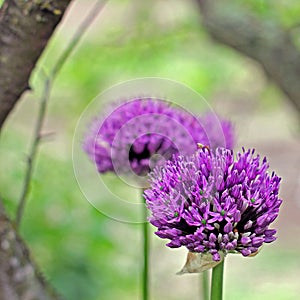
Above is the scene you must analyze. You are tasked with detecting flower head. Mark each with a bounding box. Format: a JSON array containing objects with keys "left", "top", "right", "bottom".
[
  {"left": 200, "top": 112, "right": 235, "bottom": 150},
  {"left": 83, "top": 98, "right": 234, "bottom": 177},
  {"left": 145, "top": 147, "right": 282, "bottom": 261}
]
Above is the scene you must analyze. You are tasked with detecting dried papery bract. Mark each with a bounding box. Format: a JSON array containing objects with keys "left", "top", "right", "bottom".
[{"left": 177, "top": 251, "right": 225, "bottom": 274}]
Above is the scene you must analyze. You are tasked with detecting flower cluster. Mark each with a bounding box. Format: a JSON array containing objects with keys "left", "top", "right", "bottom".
[
  {"left": 83, "top": 98, "right": 234, "bottom": 177},
  {"left": 145, "top": 147, "right": 282, "bottom": 261},
  {"left": 201, "top": 113, "right": 234, "bottom": 150}
]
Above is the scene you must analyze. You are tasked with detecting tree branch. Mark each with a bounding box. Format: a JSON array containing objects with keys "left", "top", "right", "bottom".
[
  {"left": 196, "top": 0, "right": 300, "bottom": 114},
  {"left": 15, "top": 0, "right": 108, "bottom": 228},
  {"left": 0, "top": 0, "right": 72, "bottom": 130},
  {"left": 15, "top": 77, "right": 52, "bottom": 228},
  {"left": 0, "top": 201, "right": 62, "bottom": 300}
]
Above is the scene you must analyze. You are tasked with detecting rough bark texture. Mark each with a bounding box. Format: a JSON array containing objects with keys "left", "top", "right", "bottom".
[
  {"left": 197, "top": 0, "right": 300, "bottom": 115},
  {"left": 0, "top": 202, "right": 62, "bottom": 300},
  {"left": 0, "top": 0, "right": 72, "bottom": 129}
]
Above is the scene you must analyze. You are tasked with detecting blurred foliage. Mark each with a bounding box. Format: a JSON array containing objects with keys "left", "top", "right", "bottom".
[{"left": 0, "top": 0, "right": 299, "bottom": 299}]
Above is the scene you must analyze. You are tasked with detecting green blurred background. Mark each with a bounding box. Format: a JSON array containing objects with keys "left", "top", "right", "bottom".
[{"left": 1, "top": 0, "right": 300, "bottom": 299}]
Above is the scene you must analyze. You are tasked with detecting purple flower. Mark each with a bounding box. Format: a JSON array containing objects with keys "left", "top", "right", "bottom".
[
  {"left": 83, "top": 98, "right": 234, "bottom": 177},
  {"left": 145, "top": 147, "right": 282, "bottom": 261},
  {"left": 200, "top": 112, "right": 235, "bottom": 150}
]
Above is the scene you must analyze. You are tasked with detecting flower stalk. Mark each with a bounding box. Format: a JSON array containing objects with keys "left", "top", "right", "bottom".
[
  {"left": 142, "top": 190, "right": 149, "bottom": 300},
  {"left": 201, "top": 271, "right": 209, "bottom": 300},
  {"left": 210, "top": 259, "right": 224, "bottom": 300}
]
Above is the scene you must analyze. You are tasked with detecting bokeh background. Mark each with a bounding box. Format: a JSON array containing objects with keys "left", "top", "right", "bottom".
[{"left": 1, "top": 0, "right": 300, "bottom": 299}]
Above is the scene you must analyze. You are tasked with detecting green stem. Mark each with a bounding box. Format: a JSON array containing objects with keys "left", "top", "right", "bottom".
[
  {"left": 15, "top": 78, "right": 51, "bottom": 229},
  {"left": 210, "top": 259, "right": 224, "bottom": 300},
  {"left": 14, "top": 0, "right": 107, "bottom": 229},
  {"left": 201, "top": 271, "right": 209, "bottom": 300},
  {"left": 142, "top": 190, "right": 149, "bottom": 300}
]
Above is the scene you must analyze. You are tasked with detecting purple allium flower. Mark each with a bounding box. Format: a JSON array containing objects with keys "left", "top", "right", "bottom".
[
  {"left": 145, "top": 147, "right": 282, "bottom": 261},
  {"left": 200, "top": 113, "right": 235, "bottom": 150},
  {"left": 83, "top": 98, "right": 234, "bottom": 177}
]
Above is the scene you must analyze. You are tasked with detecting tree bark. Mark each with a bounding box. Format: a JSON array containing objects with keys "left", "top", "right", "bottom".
[
  {"left": 196, "top": 0, "right": 300, "bottom": 115},
  {"left": 0, "top": 0, "right": 72, "bottom": 130},
  {"left": 0, "top": 202, "right": 62, "bottom": 300}
]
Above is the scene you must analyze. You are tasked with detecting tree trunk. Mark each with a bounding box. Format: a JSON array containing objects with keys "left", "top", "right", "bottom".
[
  {"left": 0, "top": 202, "right": 62, "bottom": 300},
  {"left": 0, "top": 0, "right": 72, "bottom": 130},
  {"left": 196, "top": 0, "right": 300, "bottom": 115}
]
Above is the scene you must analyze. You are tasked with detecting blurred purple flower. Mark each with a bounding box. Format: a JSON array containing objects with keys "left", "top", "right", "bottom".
[
  {"left": 83, "top": 98, "right": 234, "bottom": 177},
  {"left": 200, "top": 112, "right": 235, "bottom": 150},
  {"left": 145, "top": 147, "right": 282, "bottom": 261}
]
